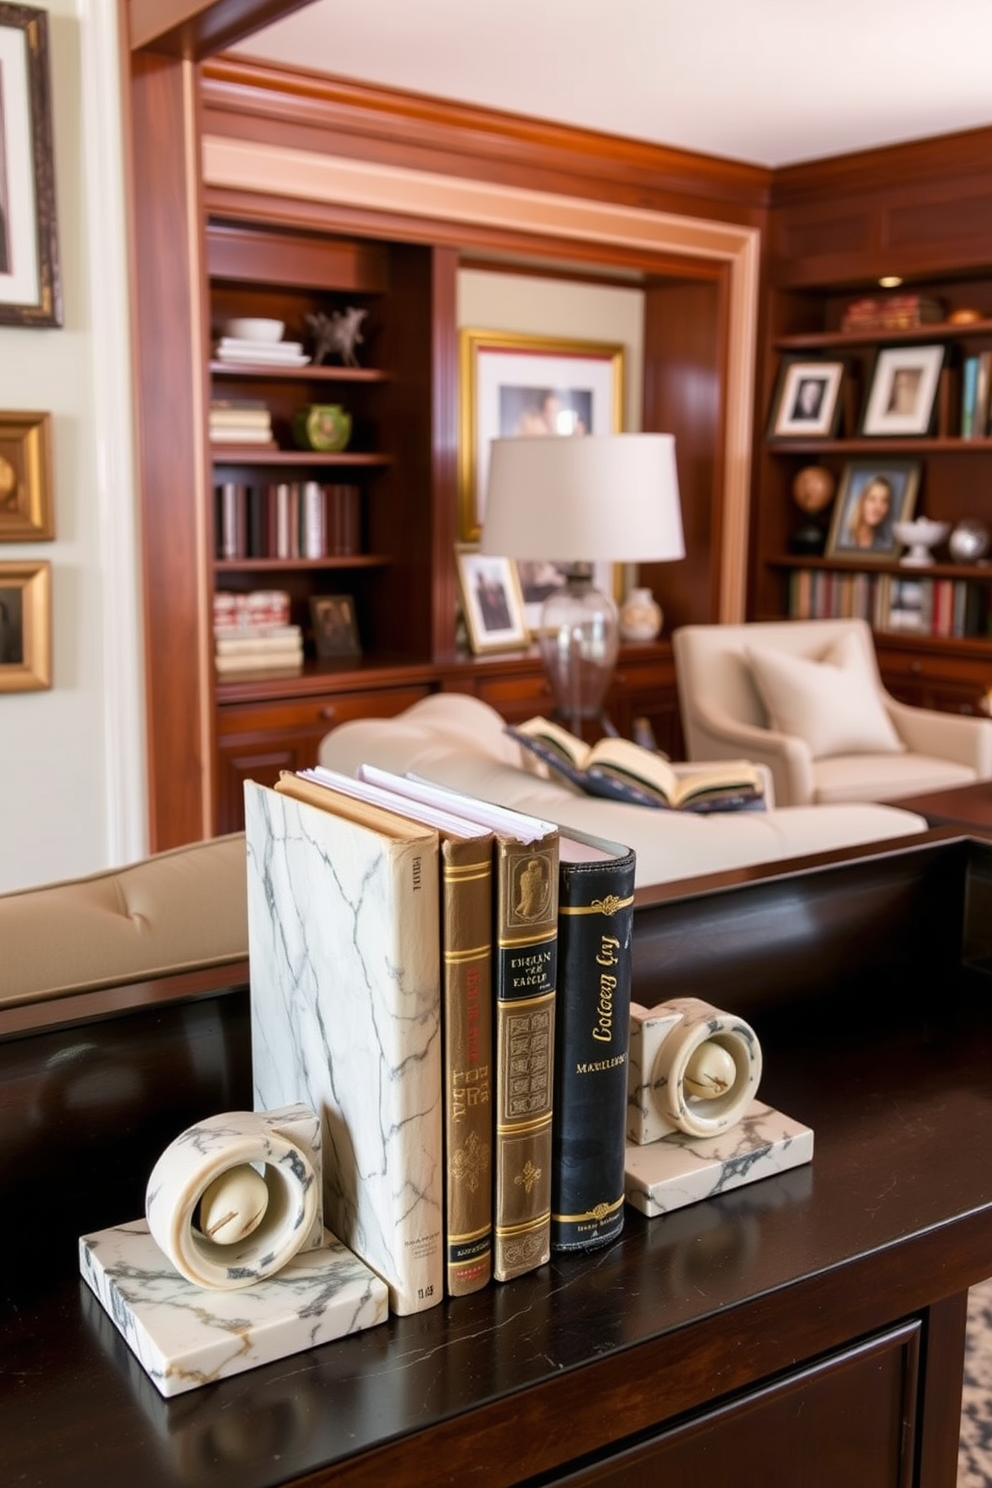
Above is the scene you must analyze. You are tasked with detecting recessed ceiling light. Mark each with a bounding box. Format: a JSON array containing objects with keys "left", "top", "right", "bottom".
[{"left": 878, "top": 275, "right": 903, "bottom": 288}]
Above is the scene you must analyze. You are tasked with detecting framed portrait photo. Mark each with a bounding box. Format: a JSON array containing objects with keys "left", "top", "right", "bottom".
[
  {"left": 0, "top": 558, "right": 51, "bottom": 690},
  {"left": 0, "top": 5, "right": 61, "bottom": 327},
  {"left": 309, "top": 593, "right": 361, "bottom": 659},
  {"left": 455, "top": 544, "right": 529, "bottom": 654},
  {"left": 861, "top": 344, "right": 945, "bottom": 437},
  {"left": 824, "top": 459, "right": 921, "bottom": 563},
  {"left": 0, "top": 409, "right": 53, "bottom": 540},
  {"left": 769, "top": 357, "right": 845, "bottom": 439},
  {"left": 458, "top": 329, "right": 624, "bottom": 541}
]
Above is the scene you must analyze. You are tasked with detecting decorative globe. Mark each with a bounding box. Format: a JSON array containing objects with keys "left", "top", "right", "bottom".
[
  {"left": 792, "top": 465, "right": 836, "bottom": 515},
  {"left": 948, "top": 519, "right": 991, "bottom": 564}
]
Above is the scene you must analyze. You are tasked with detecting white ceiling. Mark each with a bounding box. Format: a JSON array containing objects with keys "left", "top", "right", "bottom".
[{"left": 233, "top": 0, "right": 992, "bottom": 169}]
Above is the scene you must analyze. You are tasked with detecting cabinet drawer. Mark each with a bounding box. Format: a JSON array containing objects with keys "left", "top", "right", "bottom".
[
  {"left": 472, "top": 672, "right": 555, "bottom": 717},
  {"left": 217, "top": 684, "right": 433, "bottom": 738}
]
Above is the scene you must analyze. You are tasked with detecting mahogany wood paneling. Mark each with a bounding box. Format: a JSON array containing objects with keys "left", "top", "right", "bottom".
[
  {"left": 641, "top": 272, "right": 725, "bottom": 631},
  {"left": 199, "top": 57, "right": 771, "bottom": 227},
  {"left": 129, "top": 0, "right": 315, "bottom": 59},
  {"left": 206, "top": 220, "right": 390, "bottom": 290},
  {"left": 770, "top": 124, "right": 992, "bottom": 288},
  {"left": 129, "top": 52, "right": 211, "bottom": 849}
]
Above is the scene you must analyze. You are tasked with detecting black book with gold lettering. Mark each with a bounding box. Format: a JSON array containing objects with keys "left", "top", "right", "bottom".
[{"left": 551, "top": 828, "right": 636, "bottom": 1254}]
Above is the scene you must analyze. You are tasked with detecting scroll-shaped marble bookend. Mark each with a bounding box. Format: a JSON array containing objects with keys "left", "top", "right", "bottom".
[
  {"left": 627, "top": 997, "right": 762, "bottom": 1145},
  {"left": 79, "top": 1104, "right": 388, "bottom": 1397},
  {"left": 624, "top": 998, "right": 812, "bottom": 1218}
]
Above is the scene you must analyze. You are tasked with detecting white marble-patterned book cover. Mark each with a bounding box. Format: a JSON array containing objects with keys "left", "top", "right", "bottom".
[{"left": 245, "top": 780, "right": 444, "bottom": 1315}]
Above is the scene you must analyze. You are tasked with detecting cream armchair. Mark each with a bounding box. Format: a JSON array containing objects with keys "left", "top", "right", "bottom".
[{"left": 672, "top": 617, "right": 992, "bottom": 807}]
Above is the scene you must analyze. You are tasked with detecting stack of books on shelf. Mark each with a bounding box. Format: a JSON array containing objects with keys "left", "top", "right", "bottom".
[
  {"left": 214, "top": 481, "right": 361, "bottom": 561},
  {"left": 213, "top": 588, "right": 303, "bottom": 675},
  {"left": 244, "top": 757, "right": 637, "bottom": 1314},
  {"left": 960, "top": 352, "right": 992, "bottom": 438},
  {"left": 840, "top": 294, "right": 945, "bottom": 332},
  {"left": 789, "top": 568, "right": 987, "bottom": 638},
  {"left": 209, "top": 398, "right": 276, "bottom": 448},
  {"left": 213, "top": 335, "right": 310, "bottom": 368}
]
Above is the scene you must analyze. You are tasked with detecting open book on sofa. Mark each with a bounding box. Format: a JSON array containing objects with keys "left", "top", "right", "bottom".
[{"left": 508, "top": 716, "right": 765, "bottom": 813}]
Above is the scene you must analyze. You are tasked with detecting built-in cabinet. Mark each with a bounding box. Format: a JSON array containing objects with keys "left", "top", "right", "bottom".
[{"left": 754, "top": 136, "right": 992, "bottom": 716}]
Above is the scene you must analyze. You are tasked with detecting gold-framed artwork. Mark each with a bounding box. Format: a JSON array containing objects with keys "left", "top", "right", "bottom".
[
  {"left": 0, "top": 5, "right": 61, "bottom": 327},
  {"left": 458, "top": 329, "right": 625, "bottom": 543},
  {"left": 0, "top": 558, "right": 51, "bottom": 690},
  {"left": 454, "top": 544, "right": 529, "bottom": 654},
  {"left": 0, "top": 410, "right": 54, "bottom": 540}
]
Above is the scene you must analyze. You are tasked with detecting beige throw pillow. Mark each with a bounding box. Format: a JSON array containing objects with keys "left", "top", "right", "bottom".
[{"left": 745, "top": 632, "right": 904, "bottom": 758}]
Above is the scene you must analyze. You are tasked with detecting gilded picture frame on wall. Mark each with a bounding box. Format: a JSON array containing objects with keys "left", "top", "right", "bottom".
[
  {"left": 0, "top": 4, "right": 61, "bottom": 327},
  {"left": 0, "top": 558, "right": 51, "bottom": 690},
  {"left": 0, "top": 410, "right": 54, "bottom": 540},
  {"left": 458, "top": 329, "right": 624, "bottom": 630}
]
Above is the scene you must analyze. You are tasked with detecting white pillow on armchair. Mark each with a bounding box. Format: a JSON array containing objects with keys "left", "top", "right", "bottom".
[{"left": 745, "top": 630, "right": 904, "bottom": 758}]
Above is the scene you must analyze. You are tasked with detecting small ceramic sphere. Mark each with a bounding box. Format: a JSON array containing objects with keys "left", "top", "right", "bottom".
[
  {"left": 948, "top": 520, "right": 991, "bottom": 564},
  {"left": 196, "top": 1164, "right": 269, "bottom": 1245},
  {"left": 683, "top": 1040, "right": 737, "bottom": 1100}
]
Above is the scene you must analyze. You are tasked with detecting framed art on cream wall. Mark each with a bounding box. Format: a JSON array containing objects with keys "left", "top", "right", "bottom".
[
  {"left": 0, "top": 4, "right": 61, "bottom": 327},
  {"left": 0, "top": 558, "right": 51, "bottom": 690}
]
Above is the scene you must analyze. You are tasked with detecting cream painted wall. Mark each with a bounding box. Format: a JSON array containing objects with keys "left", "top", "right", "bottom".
[
  {"left": 457, "top": 269, "right": 644, "bottom": 433},
  {"left": 0, "top": 0, "right": 143, "bottom": 892}
]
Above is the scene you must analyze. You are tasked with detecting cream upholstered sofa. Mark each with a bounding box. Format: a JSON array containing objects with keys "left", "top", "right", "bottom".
[
  {"left": 0, "top": 834, "right": 248, "bottom": 1009},
  {"left": 317, "top": 692, "right": 929, "bottom": 889},
  {"left": 673, "top": 617, "right": 992, "bottom": 808}
]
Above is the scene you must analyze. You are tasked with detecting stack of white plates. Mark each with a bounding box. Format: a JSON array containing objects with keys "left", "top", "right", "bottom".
[{"left": 215, "top": 337, "right": 311, "bottom": 368}]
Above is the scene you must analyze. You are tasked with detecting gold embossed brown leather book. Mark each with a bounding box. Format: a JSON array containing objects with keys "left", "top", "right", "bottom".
[{"left": 356, "top": 767, "right": 560, "bottom": 1284}]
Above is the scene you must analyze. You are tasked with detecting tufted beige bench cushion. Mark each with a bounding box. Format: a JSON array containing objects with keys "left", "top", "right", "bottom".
[{"left": 0, "top": 834, "right": 249, "bottom": 1009}]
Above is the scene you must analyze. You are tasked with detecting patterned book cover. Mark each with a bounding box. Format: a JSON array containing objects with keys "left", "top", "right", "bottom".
[
  {"left": 245, "top": 777, "right": 444, "bottom": 1316},
  {"left": 551, "top": 829, "right": 636, "bottom": 1253}
]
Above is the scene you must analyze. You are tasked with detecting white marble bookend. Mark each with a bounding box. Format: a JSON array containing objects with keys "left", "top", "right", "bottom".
[
  {"left": 79, "top": 1221, "right": 388, "bottom": 1397},
  {"left": 624, "top": 1099, "right": 813, "bottom": 1218},
  {"left": 627, "top": 997, "right": 762, "bottom": 1144},
  {"left": 145, "top": 1104, "right": 323, "bottom": 1290}
]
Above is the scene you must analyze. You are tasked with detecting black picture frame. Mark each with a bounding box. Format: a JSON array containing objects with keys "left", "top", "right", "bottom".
[
  {"left": 310, "top": 594, "right": 361, "bottom": 659},
  {"left": 768, "top": 357, "right": 845, "bottom": 439},
  {"left": 0, "top": 4, "right": 61, "bottom": 327}
]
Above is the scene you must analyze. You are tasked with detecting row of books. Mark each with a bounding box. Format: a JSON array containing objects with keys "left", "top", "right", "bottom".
[
  {"left": 245, "top": 762, "right": 638, "bottom": 1314},
  {"left": 215, "top": 480, "right": 362, "bottom": 561},
  {"left": 789, "top": 568, "right": 988, "bottom": 638},
  {"left": 214, "top": 623, "right": 304, "bottom": 675},
  {"left": 210, "top": 398, "right": 276, "bottom": 447},
  {"left": 961, "top": 352, "right": 992, "bottom": 438},
  {"left": 840, "top": 294, "right": 945, "bottom": 332}
]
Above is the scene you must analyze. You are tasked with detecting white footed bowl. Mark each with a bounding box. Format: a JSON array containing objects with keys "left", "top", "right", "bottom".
[
  {"left": 893, "top": 518, "right": 950, "bottom": 567},
  {"left": 222, "top": 317, "right": 285, "bottom": 344}
]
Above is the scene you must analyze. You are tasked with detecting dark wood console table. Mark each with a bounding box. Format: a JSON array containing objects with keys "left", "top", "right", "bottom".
[{"left": 3, "top": 833, "right": 992, "bottom": 1487}]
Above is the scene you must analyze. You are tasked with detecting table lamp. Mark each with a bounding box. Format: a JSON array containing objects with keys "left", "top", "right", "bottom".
[{"left": 480, "top": 433, "right": 684, "bottom": 732}]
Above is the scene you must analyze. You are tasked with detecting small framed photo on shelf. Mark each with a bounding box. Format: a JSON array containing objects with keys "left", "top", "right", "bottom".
[
  {"left": 455, "top": 544, "right": 529, "bottom": 654},
  {"left": 0, "top": 410, "right": 54, "bottom": 540},
  {"left": 881, "top": 575, "right": 932, "bottom": 634},
  {"left": 768, "top": 358, "right": 845, "bottom": 439},
  {"left": 860, "top": 344, "right": 945, "bottom": 436},
  {"left": 0, "top": 559, "right": 51, "bottom": 691},
  {"left": 824, "top": 459, "right": 921, "bottom": 563},
  {"left": 310, "top": 594, "right": 361, "bottom": 659}
]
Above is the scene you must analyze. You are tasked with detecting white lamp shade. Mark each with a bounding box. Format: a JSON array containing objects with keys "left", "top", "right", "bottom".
[{"left": 479, "top": 433, "right": 685, "bottom": 563}]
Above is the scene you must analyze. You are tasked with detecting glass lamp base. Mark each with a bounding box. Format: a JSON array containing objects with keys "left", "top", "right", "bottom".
[{"left": 538, "top": 570, "right": 620, "bottom": 736}]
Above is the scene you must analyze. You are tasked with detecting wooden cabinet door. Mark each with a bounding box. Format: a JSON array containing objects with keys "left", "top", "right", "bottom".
[
  {"left": 555, "top": 1321, "right": 921, "bottom": 1488},
  {"left": 216, "top": 683, "right": 434, "bottom": 833}
]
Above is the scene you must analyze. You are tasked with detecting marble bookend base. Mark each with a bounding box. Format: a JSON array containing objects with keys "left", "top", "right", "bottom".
[
  {"left": 624, "top": 1100, "right": 813, "bottom": 1218},
  {"left": 79, "top": 1220, "right": 389, "bottom": 1397}
]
